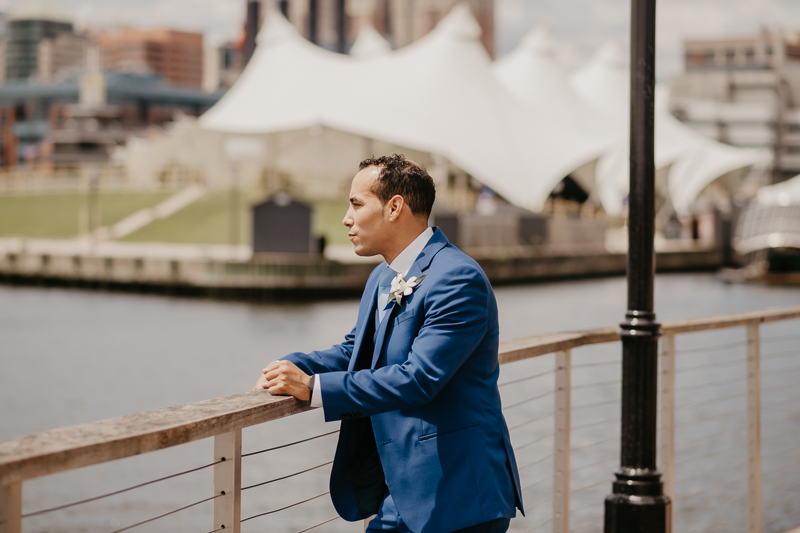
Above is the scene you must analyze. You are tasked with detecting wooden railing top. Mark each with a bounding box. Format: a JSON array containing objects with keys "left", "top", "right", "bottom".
[{"left": 1, "top": 305, "right": 798, "bottom": 486}]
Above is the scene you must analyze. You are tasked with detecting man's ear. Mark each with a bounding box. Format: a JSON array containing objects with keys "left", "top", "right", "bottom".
[{"left": 387, "top": 195, "right": 405, "bottom": 221}]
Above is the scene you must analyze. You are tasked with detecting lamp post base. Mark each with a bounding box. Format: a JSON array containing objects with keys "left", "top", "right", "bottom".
[{"left": 604, "top": 470, "right": 671, "bottom": 533}]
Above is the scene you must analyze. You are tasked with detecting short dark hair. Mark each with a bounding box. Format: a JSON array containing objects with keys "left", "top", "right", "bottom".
[{"left": 359, "top": 154, "right": 436, "bottom": 217}]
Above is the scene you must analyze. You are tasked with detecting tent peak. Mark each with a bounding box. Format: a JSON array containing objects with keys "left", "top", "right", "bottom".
[
  {"left": 592, "top": 39, "right": 628, "bottom": 69},
  {"left": 518, "top": 25, "right": 557, "bottom": 57},
  {"left": 432, "top": 2, "right": 482, "bottom": 42},
  {"left": 350, "top": 24, "right": 393, "bottom": 59},
  {"left": 256, "top": 7, "right": 304, "bottom": 48}
]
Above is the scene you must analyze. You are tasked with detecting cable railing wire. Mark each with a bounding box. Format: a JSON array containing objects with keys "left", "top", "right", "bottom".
[
  {"left": 241, "top": 461, "right": 333, "bottom": 492},
  {"left": 571, "top": 436, "right": 616, "bottom": 452},
  {"left": 22, "top": 459, "right": 223, "bottom": 518},
  {"left": 108, "top": 493, "right": 224, "bottom": 533},
  {"left": 761, "top": 332, "right": 800, "bottom": 345},
  {"left": 515, "top": 432, "right": 554, "bottom": 451},
  {"left": 683, "top": 509, "right": 746, "bottom": 533},
  {"left": 675, "top": 373, "right": 745, "bottom": 392},
  {"left": 521, "top": 475, "right": 552, "bottom": 492},
  {"left": 678, "top": 409, "right": 741, "bottom": 428},
  {"left": 674, "top": 459, "right": 746, "bottom": 485},
  {"left": 571, "top": 518, "right": 603, "bottom": 532},
  {"left": 760, "top": 362, "right": 800, "bottom": 377},
  {"left": 242, "top": 431, "right": 339, "bottom": 458},
  {"left": 675, "top": 424, "right": 744, "bottom": 450},
  {"left": 675, "top": 356, "right": 746, "bottom": 374},
  {"left": 572, "top": 358, "right": 619, "bottom": 369},
  {"left": 675, "top": 493, "right": 744, "bottom": 519},
  {"left": 240, "top": 492, "right": 330, "bottom": 523},
  {"left": 572, "top": 396, "right": 621, "bottom": 412},
  {"left": 675, "top": 339, "right": 747, "bottom": 355},
  {"left": 295, "top": 515, "right": 341, "bottom": 533},
  {"left": 761, "top": 348, "right": 800, "bottom": 360},
  {"left": 503, "top": 389, "right": 555, "bottom": 410},
  {"left": 570, "top": 478, "right": 610, "bottom": 494},
  {"left": 677, "top": 441, "right": 744, "bottom": 467},
  {"left": 508, "top": 411, "right": 553, "bottom": 431},
  {"left": 675, "top": 390, "right": 747, "bottom": 411},
  {"left": 517, "top": 453, "right": 554, "bottom": 471},
  {"left": 570, "top": 457, "right": 617, "bottom": 474},
  {"left": 571, "top": 417, "right": 620, "bottom": 432},
  {"left": 571, "top": 377, "right": 621, "bottom": 391},
  {"left": 523, "top": 516, "right": 552, "bottom": 532},
  {"left": 499, "top": 368, "right": 555, "bottom": 388}
]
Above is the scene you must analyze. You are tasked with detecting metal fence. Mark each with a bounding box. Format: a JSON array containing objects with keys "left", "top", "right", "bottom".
[{"left": 1, "top": 306, "right": 799, "bottom": 533}]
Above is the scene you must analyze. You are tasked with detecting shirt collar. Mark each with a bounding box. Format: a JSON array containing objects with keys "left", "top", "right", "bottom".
[{"left": 388, "top": 227, "right": 434, "bottom": 275}]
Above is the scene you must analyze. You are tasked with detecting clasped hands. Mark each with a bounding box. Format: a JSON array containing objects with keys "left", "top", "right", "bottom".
[{"left": 253, "top": 360, "right": 312, "bottom": 402}]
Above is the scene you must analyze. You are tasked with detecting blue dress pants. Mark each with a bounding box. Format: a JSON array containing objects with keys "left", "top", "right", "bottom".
[{"left": 365, "top": 491, "right": 511, "bottom": 533}]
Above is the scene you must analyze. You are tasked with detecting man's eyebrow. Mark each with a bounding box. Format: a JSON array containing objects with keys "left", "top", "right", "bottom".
[{"left": 349, "top": 196, "right": 362, "bottom": 204}]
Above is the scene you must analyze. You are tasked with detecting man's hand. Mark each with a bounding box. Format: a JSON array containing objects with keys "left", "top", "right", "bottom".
[{"left": 253, "top": 360, "right": 311, "bottom": 402}]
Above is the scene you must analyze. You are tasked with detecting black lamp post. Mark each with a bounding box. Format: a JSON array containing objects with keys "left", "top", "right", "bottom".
[{"left": 604, "top": 0, "right": 672, "bottom": 531}]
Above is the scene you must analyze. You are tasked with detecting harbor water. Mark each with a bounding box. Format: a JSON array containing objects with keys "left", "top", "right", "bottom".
[{"left": 2, "top": 274, "right": 799, "bottom": 532}]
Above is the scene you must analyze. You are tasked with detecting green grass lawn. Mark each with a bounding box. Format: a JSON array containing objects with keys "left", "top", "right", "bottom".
[
  {"left": 0, "top": 192, "right": 172, "bottom": 239},
  {"left": 123, "top": 193, "right": 352, "bottom": 246},
  {"left": 123, "top": 190, "right": 254, "bottom": 245},
  {"left": 313, "top": 198, "right": 350, "bottom": 246}
]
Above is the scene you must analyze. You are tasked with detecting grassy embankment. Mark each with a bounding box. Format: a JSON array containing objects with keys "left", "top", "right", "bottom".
[
  {"left": 0, "top": 190, "right": 351, "bottom": 246},
  {"left": 0, "top": 192, "right": 172, "bottom": 239},
  {"left": 123, "top": 192, "right": 352, "bottom": 246}
]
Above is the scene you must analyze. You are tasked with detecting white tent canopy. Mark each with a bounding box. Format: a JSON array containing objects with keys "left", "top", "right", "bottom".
[
  {"left": 200, "top": 5, "right": 615, "bottom": 212},
  {"left": 570, "top": 40, "right": 768, "bottom": 216},
  {"left": 350, "top": 25, "right": 393, "bottom": 59},
  {"left": 757, "top": 173, "right": 800, "bottom": 206},
  {"left": 493, "top": 25, "right": 613, "bottom": 197}
]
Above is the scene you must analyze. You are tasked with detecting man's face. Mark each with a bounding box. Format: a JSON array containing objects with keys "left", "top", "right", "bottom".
[{"left": 343, "top": 166, "right": 390, "bottom": 257}]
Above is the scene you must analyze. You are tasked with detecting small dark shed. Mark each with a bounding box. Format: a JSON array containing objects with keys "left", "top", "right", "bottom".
[{"left": 252, "top": 194, "right": 315, "bottom": 254}]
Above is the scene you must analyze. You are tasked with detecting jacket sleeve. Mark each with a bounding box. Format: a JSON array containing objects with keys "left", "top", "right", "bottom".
[
  {"left": 318, "top": 263, "right": 490, "bottom": 422},
  {"left": 280, "top": 326, "right": 356, "bottom": 375}
]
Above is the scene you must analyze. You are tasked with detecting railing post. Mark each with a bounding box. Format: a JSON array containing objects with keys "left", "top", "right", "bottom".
[
  {"left": 658, "top": 334, "right": 676, "bottom": 501},
  {"left": 746, "top": 322, "right": 762, "bottom": 533},
  {"left": 0, "top": 482, "right": 22, "bottom": 533},
  {"left": 553, "top": 349, "right": 571, "bottom": 533},
  {"left": 214, "top": 430, "right": 242, "bottom": 533}
]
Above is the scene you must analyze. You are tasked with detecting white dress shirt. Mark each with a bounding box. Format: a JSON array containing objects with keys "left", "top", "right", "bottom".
[{"left": 310, "top": 227, "right": 434, "bottom": 408}]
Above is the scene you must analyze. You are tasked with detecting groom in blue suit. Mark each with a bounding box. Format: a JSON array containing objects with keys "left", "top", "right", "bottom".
[{"left": 255, "top": 154, "right": 523, "bottom": 533}]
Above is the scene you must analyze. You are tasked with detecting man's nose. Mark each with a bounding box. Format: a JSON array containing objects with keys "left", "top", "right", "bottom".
[{"left": 342, "top": 210, "right": 353, "bottom": 227}]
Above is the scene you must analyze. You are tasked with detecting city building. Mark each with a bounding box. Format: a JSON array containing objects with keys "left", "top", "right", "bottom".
[
  {"left": 266, "top": 0, "right": 494, "bottom": 56},
  {"left": 4, "top": 1, "right": 87, "bottom": 82},
  {"left": 97, "top": 28, "right": 204, "bottom": 88},
  {"left": 671, "top": 28, "right": 800, "bottom": 183},
  {"left": 0, "top": 72, "right": 221, "bottom": 168}
]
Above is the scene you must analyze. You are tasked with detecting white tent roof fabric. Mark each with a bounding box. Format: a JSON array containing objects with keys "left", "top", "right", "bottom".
[
  {"left": 200, "top": 5, "right": 768, "bottom": 215},
  {"left": 349, "top": 25, "right": 393, "bottom": 59},
  {"left": 757, "top": 173, "right": 800, "bottom": 206},
  {"left": 569, "top": 40, "right": 768, "bottom": 216}
]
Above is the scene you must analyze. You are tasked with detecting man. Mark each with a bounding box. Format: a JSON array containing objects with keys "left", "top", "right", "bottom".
[{"left": 254, "top": 154, "right": 522, "bottom": 533}]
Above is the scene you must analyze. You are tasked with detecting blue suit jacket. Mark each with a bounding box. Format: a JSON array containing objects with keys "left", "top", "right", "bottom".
[{"left": 283, "top": 228, "right": 523, "bottom": 533}]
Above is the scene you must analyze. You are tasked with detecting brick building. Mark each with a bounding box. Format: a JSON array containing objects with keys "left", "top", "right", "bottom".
[{"left": 98, "top": 28, "right": 204, "bottom": 88}]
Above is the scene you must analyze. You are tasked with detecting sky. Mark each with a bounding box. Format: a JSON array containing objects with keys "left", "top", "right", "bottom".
[{"left": 4, "top": 0, "right": 800, "bottom": 79}]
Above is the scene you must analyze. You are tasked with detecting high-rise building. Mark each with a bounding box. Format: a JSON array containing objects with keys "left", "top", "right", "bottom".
[
  {"left": 5, "top": 1, "right": 87, "bottom": 81},
  {"left": 267, "top": 0, "right": 495, "bottom": 57},
  {"left": 98, "top": 28, "right": 204, "bottom": 88},
  {"left": 671, "top": 28, "right": 800, "bottom": 183}
]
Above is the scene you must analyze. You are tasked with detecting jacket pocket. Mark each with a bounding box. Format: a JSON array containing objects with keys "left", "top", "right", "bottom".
[{"left": 418, "top": 422, "right": 480, "bottom": 441}]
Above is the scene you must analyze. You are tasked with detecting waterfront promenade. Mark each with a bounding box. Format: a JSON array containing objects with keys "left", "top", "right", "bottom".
[{"left": 2, "top": 276, "right": 799, "bottom": 532}]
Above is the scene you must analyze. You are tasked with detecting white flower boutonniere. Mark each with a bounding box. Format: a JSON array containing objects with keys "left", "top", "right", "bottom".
[{"left": 389, "top": 273, "right": 426, "bottom": 306}]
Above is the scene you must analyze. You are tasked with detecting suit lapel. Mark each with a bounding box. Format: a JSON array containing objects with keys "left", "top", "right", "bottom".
[
  {"left": 350, "top": 267, "right": 382, "bottom": 371},
  {"left": 369, "top": 228, "right": 450, "bottom": 369}
]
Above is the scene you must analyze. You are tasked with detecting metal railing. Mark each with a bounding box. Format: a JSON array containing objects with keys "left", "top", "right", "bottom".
[{"left": 1, "top": 306, "right": 799, "bottom": 533}]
